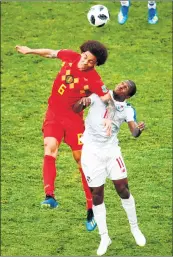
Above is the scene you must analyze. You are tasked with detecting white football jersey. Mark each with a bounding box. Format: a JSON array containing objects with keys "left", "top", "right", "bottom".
[{"left": 81, "top": 90, "right": 136, "bottom": 148}]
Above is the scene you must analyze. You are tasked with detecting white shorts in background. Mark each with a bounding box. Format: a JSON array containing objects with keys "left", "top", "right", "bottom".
[{"left": 81, "top": 144, "right": 127, "bottom": 187}]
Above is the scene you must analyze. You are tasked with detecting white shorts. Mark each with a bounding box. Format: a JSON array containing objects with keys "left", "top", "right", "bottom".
[{"left": 81, "top": 144, "right": 127, "bottom": 187}]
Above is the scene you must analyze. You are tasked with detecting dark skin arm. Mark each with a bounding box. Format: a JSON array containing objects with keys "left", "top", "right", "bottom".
[
  {"left": 72, "top": 91, "right": 111, "bottom": 113},
  {"left": 73, "top": 94, "right": 145, "bottom": 137},
  {"left": 72, "top": 97, "right": 91, "bottom": 113},
  {"left": 128, "top": 121, "right": 145, "bottom": 137}
]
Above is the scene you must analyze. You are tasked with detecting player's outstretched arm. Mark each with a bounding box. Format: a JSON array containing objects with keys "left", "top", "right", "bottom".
[
  {"left": 15, "top": 45, "right": 59, "bottom": 58},
  {"left": 128, "top": 121, "right": 145, "bottom": 138}
]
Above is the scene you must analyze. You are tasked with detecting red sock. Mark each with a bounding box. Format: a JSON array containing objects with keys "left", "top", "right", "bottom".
[
  {"left": 79, "top": 168, "right": 93, "bottom": 210},
  {"left": 43, "top": 155, "right": 56, "bottom": 198}
]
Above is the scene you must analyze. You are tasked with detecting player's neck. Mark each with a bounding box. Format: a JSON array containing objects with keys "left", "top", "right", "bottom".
[{"left": 113, "top": 92, "right": 125, "bottom": 102}]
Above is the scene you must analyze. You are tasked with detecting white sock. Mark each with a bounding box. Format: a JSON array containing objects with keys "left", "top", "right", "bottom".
[
  {"left": 93, "top": 202, "right": 108, "bottom": 236},
  {"left": 121, "top": 194, "right": 138, "bottom": 231},
  {"left": 120, "top": 1, "right": 130, "bottom": 7},
  {"left": 148, "top": 1, "right": 156, "bottom": 9}
]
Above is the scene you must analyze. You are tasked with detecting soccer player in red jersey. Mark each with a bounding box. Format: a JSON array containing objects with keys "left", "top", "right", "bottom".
[{"left": 15, "top": 40, "right": 108, "bottom": 231}]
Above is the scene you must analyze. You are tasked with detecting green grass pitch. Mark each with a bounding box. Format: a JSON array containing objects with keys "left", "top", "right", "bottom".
[{"left": 1, "top": 1, "right": 172, "bottom": 256}]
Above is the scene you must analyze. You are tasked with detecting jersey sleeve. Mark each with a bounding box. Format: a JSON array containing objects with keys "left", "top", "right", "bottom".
[
  {"left": 125, "top": 105, "right": 137, "bottom": 122},
  {"left": 87, "top": 71, "right": 108, "bottom": 96},
  {"left": 109, "top": 90, "right": 114, "bottom": 100},
  {"left": 57, "top": 50, "right": 80, "bottom": 62},
  {"left": 88, "top": 94, "right": 99, "bottom": 105}
]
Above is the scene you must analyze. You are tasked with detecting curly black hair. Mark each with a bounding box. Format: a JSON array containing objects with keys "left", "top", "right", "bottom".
[{"left": 80, "top": 40, "right": 108, "bottom": 66}]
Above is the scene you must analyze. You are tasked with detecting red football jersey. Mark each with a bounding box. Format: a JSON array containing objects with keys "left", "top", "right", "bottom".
[{"left": 48, "top": 50, "right": 107, "bottom": 115}]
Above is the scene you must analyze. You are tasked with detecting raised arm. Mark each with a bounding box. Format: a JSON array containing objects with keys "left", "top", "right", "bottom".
[
  {"left": 128, "top": 121, "right": 145, "bottom": 138},
  {"left": 15, "top": 45, "right": 60, "bottom": 58}
]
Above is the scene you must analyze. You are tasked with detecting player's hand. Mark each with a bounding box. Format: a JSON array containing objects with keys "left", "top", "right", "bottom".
[
  {"left": 137, "top": 122, "right": 145, "bottom": 132},
  {"left": 103, "top": 118, "right": 112, "bottom": 136},
  {"left": 15, "top": 45, "right": 31, "bottom": 54},
  {"left": 72, "top": 97, "right": 91, "bottom": 113},
  {"left": 79, "top": 97, "right": 91, "bottom": 107}
]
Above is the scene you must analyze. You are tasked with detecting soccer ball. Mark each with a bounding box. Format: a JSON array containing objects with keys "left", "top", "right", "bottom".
[{"left": 87, "top": 5, "right": 110, "bottom": 27}]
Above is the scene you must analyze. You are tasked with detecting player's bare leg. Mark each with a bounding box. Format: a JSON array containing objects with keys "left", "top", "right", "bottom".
[
  {"left": 73, "top": 150, "right": 96, "bottom": 231},
  {"left": 113, "top": 178, "right": 146, "bottom": 246}
]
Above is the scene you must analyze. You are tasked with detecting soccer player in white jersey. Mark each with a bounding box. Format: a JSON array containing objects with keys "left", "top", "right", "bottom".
[{"left": 73, "top": 80, "right": 146, "bottom": 256}]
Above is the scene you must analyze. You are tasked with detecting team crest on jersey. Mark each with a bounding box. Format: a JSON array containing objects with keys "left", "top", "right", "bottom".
[
  {"left": 65, "top": 75, "right": 74, "bottom": 84},
  {"left": 116, "top": 104, "right": 124, "bottom": 112},
  {"left": 101, "top": 85, "right": 108, "bottom": 93}
]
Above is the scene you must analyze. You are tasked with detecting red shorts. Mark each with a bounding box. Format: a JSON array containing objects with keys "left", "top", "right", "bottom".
[{"left": 42, "top": 108, "right": 84, "bottom": 151}]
